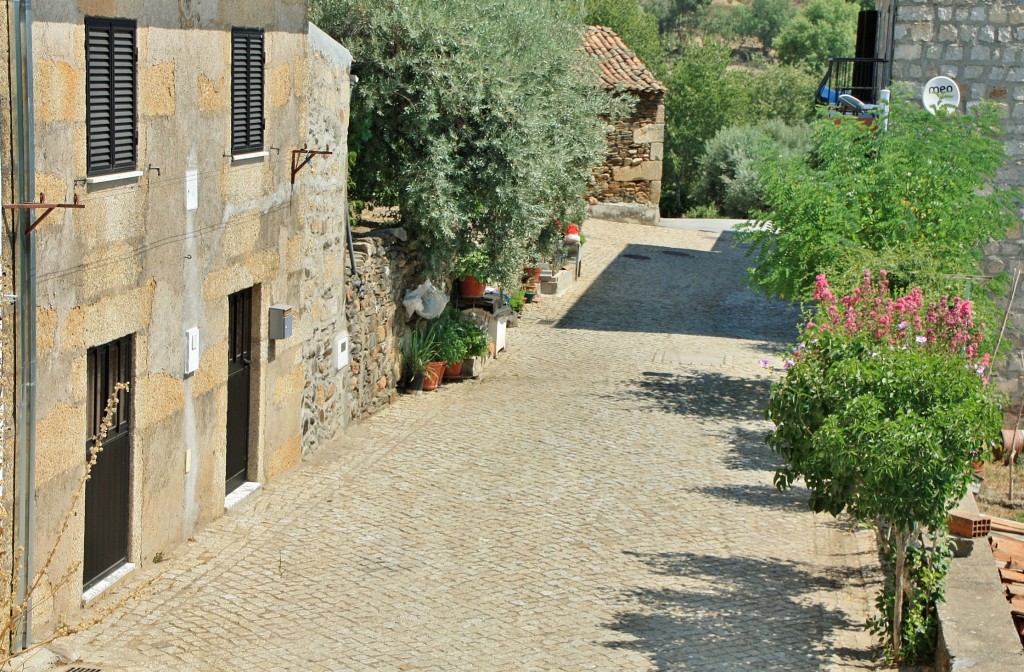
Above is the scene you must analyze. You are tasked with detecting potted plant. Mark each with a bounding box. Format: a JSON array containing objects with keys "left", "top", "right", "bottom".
[
  {"left": 508, "top": 287, "right": 526, "bottom": 313},
  {"left": 401, "top": 322, "right": 439, "bottom": 393},
  {"left": 437, "top": 316, "right": 471, "bottom": 379},
  {"left": 453, "top": 250, "right": 490, "bottom": 298}
]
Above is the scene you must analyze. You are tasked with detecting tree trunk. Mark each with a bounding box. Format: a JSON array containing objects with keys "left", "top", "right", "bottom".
[{"left": 891, "top": 528, "right": 909, "bottom": 661}]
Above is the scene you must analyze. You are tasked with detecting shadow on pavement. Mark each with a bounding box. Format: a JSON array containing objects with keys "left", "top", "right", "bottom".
[
  {"left": 719, "top": 426, "right": 780, "bottom": 473},
  {"left": 556, "top": 239, "right": 799, "bottom": 342},
  {"left": 693, "top": 483, "right": 807, "bottom": 513},
  {"left": 614, "top": 370, "right": 772, "bottom": 423},
  {"left": 604, "top": 551, "right": 872, "bottom": 671}
]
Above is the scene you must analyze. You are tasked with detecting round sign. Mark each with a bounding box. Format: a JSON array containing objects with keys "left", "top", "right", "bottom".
[{"left": 922, "top": 76, "right": 960, "bottom": 113}]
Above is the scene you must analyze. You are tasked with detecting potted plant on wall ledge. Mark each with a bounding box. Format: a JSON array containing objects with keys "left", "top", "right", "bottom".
[{"left": 453, "top": 250, "right": 490, "bottom": 299}]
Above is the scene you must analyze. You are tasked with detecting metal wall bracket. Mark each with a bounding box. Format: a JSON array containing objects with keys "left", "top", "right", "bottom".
[
  {"left": 4, "top": 192, "right": 84, "bottom": 234},
  {"left": 290, "top": 145, "right": 333, "bottom": 185}
]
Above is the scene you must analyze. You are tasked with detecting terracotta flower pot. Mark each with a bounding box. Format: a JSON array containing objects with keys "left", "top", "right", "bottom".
[
  {"left": 459, "top": 275, "right": 485, "bottom": 298},
  {"left": 443, "top": 361, "right": 464, "bottom": 379},
  {"left": 422, "top": 361, "right": 446, "bottom": 391}
]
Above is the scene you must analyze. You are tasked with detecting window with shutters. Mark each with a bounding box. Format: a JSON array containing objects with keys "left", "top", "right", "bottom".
[
  {"left": 231, "top": 28, "right": 265, "bottom": 155},
  {"left": 85, "top": 18, "right": 137, "bottom": 176}
]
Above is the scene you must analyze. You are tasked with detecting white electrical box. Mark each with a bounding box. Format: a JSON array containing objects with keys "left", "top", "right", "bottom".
[
  {"left": 185, "top": 169, "right": 198, "bottom": 211},
  {"left": 269, "top": 304, "right": 293, "bottom": 340},
  {"left": 336, "top": 334, "right": 350, "bottom": 370},
  {"left": 185, "top": 327, "right": 200, "bottom": 374}
]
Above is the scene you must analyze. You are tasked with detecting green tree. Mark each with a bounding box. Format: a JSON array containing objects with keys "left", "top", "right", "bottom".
[
  {"left": 584, "top": 0, "right": 665, "bottom": 74},
  {"left": 641, "top": 0, "right": 712, "bottom": 33},
  {"left": 733, "top": 0, "right": 795, "bottom": 54},
  {"left": 661, "top": 41, "right": 747, "bottom": 214},
  {"left": 737, "top": 95, "right": 1019, "bottom": 306},
  {"left": 774, "top": 0, "right": 858, "bottom": 69},
  {"left": 767, "top": 273, "right": 1002, "bottom": 662},
  {"left": 312, "top": 0, "right": 627, "bottom": 285}
]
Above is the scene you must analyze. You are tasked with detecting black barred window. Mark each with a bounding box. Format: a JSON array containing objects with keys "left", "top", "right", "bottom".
[
  {"left": 86, "top": 18, "right": 137, "bottom": 175},
  {"left": 231, "top": 28, "right": 265, "bottom": 154}
]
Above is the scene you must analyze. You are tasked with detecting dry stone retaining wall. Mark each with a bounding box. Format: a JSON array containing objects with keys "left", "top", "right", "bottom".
[{"left": 345, "top": 231, "right": 421, "bottom": 422}]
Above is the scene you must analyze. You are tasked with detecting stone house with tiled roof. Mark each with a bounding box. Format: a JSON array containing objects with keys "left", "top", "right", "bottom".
[{"left": 583, "top": 26, "right": 666, "bottom": 226}]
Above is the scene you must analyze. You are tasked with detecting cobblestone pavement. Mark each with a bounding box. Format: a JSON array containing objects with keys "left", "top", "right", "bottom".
[{"left": 54, "top": 219, "right": 882, "bottom": 671}]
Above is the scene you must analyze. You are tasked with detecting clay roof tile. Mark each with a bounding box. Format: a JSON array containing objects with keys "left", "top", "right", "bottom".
[{"left": 582, "top": 25, "right": 666, "bottom": 94}]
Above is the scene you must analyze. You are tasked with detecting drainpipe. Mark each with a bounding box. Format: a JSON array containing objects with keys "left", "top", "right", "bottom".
[{"left": 11, "top": 0, "right": 37, "bottom": 651}]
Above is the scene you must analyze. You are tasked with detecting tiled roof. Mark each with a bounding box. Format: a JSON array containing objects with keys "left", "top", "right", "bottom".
[{"left": 583, "top": 25, "right": 666, "bottom": 94}]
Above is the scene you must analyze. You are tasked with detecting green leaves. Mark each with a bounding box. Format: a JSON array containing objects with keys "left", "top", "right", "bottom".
[
  {"left": 313, "top": 0, "right": 625, "bottom": 285},
  {"left": 738, "top": 95, "right": 1019, "bottom": 313}
]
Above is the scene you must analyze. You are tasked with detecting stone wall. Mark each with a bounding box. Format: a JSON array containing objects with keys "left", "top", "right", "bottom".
[
  {"left": 589, "top": 92, "right": 665, "bottom": 207},
  {"left": 345, "top": 230, "right": 421, "bottom": 422},
  {"left": 888, "top": 0, "right": 1024, "bottom": 400},
  {"left": 299, "top": 25, "right": 352, "bottom": 456}
]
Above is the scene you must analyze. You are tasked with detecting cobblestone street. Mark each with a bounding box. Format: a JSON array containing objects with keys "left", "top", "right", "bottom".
[{"left": 53, "top": 219, "right": 881, "bottom": 671}]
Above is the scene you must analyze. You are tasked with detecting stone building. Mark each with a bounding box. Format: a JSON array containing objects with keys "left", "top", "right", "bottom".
[
  {"left": 1, "top": 0, "right": 352, "bottom": 646},
  {"left": 876, "top": 0, "right": 1024, "bottom": 399},
  {"left": 583, "top": 26, "right": 666, "bottom": 227}
]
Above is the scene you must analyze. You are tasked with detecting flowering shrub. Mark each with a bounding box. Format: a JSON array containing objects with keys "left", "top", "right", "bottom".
[{"left": 766, "top": 271, "right": 1002, "bottom": 663}]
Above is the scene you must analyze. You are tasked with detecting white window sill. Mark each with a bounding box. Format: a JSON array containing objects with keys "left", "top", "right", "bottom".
[
  {"left": 85, "top": 170, "right": 144, "bottom": 184},
  {"left": 231, "top": 151, "right": 268, "bottom": 163},
  {"left": 82, "top": 562, "right": 135, "bottom": 604}
]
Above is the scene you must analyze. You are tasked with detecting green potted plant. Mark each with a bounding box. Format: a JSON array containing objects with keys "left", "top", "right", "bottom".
[
  {"left": 401, "top": 322, "right": 439, "bottom": 393},
  {"left": 453, "top": 250, "right": 490, "bottom": 298},
  {"left": 437, "top": 316, "right": 471, "bottom": 379}
]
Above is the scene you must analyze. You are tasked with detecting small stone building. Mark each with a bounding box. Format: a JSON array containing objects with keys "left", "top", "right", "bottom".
[{"left": 583, "top": 26, "right": 667, "bottom": 226}]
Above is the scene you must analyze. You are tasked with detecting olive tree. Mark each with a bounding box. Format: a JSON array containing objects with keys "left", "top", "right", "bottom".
[{"left": 312, "top": 0, "right": 627, "bottom": 285}]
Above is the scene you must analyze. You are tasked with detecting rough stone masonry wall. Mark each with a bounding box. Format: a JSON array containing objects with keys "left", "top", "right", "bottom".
[
  {"left": 589, "top": 92, "right": 665, "bottom": 206},
  {"left": 345, "top": 231, "right": 420, "bottom": 422},
  {"left": 891, "top": 0, "right": 1024, "bottom": 401},
  {"left": 300, "top": 25, "right": 353, "bottom": 456}
]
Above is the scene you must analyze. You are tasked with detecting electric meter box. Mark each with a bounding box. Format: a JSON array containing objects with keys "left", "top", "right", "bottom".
[{"left": 269, "top": 304, "right": 294, "bottom": 340}]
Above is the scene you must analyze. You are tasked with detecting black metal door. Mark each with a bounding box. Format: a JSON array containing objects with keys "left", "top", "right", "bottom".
[
  {"left": 853, "top": 10, "right": 880, "bottom": 102},
  {"left": 84, "top": 336, "right": 132, "bottom": 590},
  {"left": 226, "top": 288, "right": 252, "bottom": 494}
]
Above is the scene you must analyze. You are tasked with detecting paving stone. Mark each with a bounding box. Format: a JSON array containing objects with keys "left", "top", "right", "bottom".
[{"left": 55, "top": 219, "right": 882, "bottom": 671}]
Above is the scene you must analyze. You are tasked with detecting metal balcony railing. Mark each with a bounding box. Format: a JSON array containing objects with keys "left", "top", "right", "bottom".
[{"left": 816, "top": 57, "right": 887, "bottom": 111}]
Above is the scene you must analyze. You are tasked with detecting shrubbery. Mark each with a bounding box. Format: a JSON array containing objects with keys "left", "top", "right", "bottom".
[
  {"left": 767, "top": 272, "right": 1002, "bottom": 661},
  {"left": 694, "top": 120, "right": 812, "bottom": 217}
]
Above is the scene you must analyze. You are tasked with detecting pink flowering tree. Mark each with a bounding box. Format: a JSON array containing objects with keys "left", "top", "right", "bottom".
[{"left": 766, "top": 270, "right": 1002, "bottom": 663}]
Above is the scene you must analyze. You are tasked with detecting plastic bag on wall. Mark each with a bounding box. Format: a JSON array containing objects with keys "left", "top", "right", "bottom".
[{"left": 403, "top": 280, "right": 449, "bottom": 319}]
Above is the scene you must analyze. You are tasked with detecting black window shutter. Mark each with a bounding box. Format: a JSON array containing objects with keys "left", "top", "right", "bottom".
[
  {"left": 232, "top": 28, "right": 265, "bottom": 153},
  {"left": 86, "top": 18, "right": 137, "bottom": 175}
]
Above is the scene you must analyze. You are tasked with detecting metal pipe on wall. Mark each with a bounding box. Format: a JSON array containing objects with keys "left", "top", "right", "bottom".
[{"left": 11, "top": 0, "right": 37, "bottom": 651}]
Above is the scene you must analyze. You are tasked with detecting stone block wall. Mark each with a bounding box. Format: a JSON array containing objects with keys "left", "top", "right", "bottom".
[
  {"left": 889, "top": 0, "right": 1024, "bottom": 400},
  {"left": 345, "top": 231, "right": 421, "bottom": 422},
  {"left": 299, "top": 25, "right": 352, "bottom": 456},
  {"left": 589, "top": 92, "right": 665, "bottom": 206}
]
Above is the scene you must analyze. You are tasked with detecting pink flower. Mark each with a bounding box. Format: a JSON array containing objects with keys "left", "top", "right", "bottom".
[{"left": 916, "top": 336, "right": 927, "bottom": 344}]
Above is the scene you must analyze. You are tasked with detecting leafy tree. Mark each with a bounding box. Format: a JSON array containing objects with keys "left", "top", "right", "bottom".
[
  {"left": 775, "top": 0, "right": 858, "bottom": 69},
  {"left": 695, "top": 120, "right": 812, "bottom": 217},
  {"left": 584, "top": 0, "right": 665, "bottom": 75},
  {"left": 661, "top": 43, "right": 819, "bottom": 214},
  {"left": 767, "top": 272, "right": 1001, "bottom": 662},
  {"left": 641, "top": 0, "right": 712, "bottom": 33},
  {"left": 661, "top": 41, "right": 746, "bottom": 214},
  {"left": 737, "top": 95, "right": 1019, "bottom": 310},
  {"left": 312, "top": 0, "right": 627, "bottom": 285},
  {"left": 733, "top": 0, "right": 795, "bottom": 54}
]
